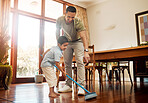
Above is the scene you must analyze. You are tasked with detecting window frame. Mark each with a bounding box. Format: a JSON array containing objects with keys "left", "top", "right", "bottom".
[{"left": 10, "top": 0, "right": 71, "bottom": 83}]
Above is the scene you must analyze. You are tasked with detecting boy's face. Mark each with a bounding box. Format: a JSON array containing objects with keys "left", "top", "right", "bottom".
[
  {"left": 59, "top": 42, "right": 69, "bottom": 51},
  {"left": 65, "top": 11, "right": 76, "bottom": 24}
]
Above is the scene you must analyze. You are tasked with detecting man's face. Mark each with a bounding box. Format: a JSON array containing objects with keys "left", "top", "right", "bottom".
[{"left": 65, "top": 11, "right": 76, "bottom": 24}]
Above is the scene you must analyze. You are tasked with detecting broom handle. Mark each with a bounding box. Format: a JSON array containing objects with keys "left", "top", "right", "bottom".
[
  {"left": 66, "top": 74, "right": 90, "bottom": 93},
  {"left": 54, "top": 65, "right": 90, "bottom": 93}
]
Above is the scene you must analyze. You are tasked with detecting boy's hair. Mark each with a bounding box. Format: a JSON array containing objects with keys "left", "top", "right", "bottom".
[
  {"left": 58, "top": 36, "right": 68, "bottom": 45},
  {"left": 66, "top": 6, "right": 76, "bottom": 13}
]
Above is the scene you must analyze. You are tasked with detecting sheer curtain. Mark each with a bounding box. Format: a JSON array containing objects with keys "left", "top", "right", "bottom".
[
  {"left": 0, "top": 0, "right": 10, "bottom": 30},
  {"left": 75, "top": 6, "right": 90, "bottom": 45}
]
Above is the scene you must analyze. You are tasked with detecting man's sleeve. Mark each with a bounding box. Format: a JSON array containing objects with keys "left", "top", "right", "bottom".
[{"left": 75, "top": 18, "right": 86, "bottom": 32}]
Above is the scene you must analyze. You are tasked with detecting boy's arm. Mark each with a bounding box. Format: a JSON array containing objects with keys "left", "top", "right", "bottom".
[{"left": 55, "top": 62, "right": 67, "bottom": 76}]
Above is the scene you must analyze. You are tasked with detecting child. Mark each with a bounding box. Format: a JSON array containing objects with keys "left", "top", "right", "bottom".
[{"left": 41, "top": 36, "right": 68, "bottom": 98}]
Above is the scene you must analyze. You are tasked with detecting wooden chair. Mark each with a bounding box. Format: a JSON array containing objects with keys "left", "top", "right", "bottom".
[
  {"left": 85, "top": 45, "right": 111, "bottom": 86},
  {"left": 112, "top": 61, "right": 133, "bottom": 85},
  {"left": 95, "top": 62, "right": 111, "bottom": 85},
  {"left": 85, "top": 45, "right": 96, "bottom": 85}
]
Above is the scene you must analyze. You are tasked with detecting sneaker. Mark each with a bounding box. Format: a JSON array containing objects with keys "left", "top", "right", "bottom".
[
  {"left": 58, "top": 85, "right": 72, "bottom": 93},
  {"left": 78, "top": 87, "right": 85, "bottom": 96}
]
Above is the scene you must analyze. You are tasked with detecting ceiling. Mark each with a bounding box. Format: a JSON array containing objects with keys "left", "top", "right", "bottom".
[{"left": 63, "top": 0, "right": 107, "bottom": 8}]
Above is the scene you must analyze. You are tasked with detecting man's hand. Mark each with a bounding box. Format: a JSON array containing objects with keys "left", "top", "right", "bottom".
[{"left": 84, "top": 52, "right": 90, "bottom": 63}]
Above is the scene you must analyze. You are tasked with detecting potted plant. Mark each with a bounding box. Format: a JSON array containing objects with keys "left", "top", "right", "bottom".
[
  {"left": 0, "top": 27, "right": 10, "bottom": 64},
  {"left": 0, "top": 26, "right": 12, "bottom": 89}
]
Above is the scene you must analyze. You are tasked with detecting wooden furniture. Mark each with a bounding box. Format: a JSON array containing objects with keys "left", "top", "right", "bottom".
[
  {"left": 94, "top": 45, "right": 148, "bottom": 83},
  {"left": 95, "top": 62, "right": 111, "bottom": 85},
  {"left": 85, "top": 45, "right": 96, "bottom": 85},
  {"left": 112, "top": 61, "right": 133, "bottom": 85},
  {"left": 60, "top": 45, "right": 148, "bottom": 83}
]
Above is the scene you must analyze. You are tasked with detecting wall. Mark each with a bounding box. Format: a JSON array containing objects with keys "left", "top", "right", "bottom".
[
  {"left": 87, "top": 0, "right": 148, "bottom": 81},
  {"left": 87, "top": 0, "right": 148, "bottom": 51}
]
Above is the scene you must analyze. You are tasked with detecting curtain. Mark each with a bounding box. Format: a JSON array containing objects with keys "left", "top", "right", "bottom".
[
  {"left": 0, "top": 0, "right": 10, "bottom": 30},
  {"left": 74, "top": 6, "right": 90, "bottom": 45},
  {"left": 0, "top": 0, "right": 11, "bottom": 64}
]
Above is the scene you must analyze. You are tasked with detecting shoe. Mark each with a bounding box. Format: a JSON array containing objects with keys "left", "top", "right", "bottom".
[
  {"left": 58, "top": 85, "right": 72, "bottom": 93},
  {"left": 78, "top": 87, "right": 85, "bottom": 96}
]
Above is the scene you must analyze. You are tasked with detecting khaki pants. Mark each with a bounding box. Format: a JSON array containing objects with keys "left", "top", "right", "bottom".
[
  {"left": 42, "top": 66, "right": 57, "bottom": 87},
  {"left": 63, "top": 41, "right": 85, "bottom": 87}
]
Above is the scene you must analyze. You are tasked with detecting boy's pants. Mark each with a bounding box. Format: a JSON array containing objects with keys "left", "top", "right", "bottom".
[
  {"left": 63, "top": 41, "right": 85, "bottom": 88},
  {"left": 42, "top": 66, "right": 57, "bottom": 87}
]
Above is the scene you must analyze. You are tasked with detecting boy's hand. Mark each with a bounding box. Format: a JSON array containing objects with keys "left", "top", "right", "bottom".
[{"left": 63, "top": 72, "right": 68, "bottom": 78}]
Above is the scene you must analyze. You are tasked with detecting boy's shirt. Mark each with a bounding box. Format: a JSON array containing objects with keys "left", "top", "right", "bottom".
[{"left": 41, "top": 46, "right": 62, "bottom": 68}]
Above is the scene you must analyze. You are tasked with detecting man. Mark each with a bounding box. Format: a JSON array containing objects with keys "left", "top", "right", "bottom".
[{"left": 56, "top": 6, "right": 90, "bottom": 95}]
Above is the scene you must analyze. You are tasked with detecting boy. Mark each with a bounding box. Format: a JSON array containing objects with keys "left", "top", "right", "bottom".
[{"left": 41, "top": 36, "right": 68, "bottom": 98}]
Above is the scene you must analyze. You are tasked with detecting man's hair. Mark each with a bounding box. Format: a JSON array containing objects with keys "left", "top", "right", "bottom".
[
  {"left": 66, "top": 6, "right": 76, "bottom": 13},
  {"left": 57, "top": 36, "right": 68, "bottom": 45}
]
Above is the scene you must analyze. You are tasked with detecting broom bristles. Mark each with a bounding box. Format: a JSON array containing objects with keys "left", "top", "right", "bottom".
[{"left": 85, "top": 92, "right": 97, "bottom": 100}]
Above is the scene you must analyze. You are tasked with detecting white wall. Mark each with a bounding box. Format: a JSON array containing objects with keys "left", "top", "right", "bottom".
[
  {"left": 87, "top": 0, "right": 148, "bottom": 81},
  {"left": 87, "top": 0, "right": 148, "bottom": 51}
]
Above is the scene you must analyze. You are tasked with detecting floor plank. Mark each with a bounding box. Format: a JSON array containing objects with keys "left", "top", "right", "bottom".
[{"left": 0, "top": 81, "right": 148, "bottom": 103}]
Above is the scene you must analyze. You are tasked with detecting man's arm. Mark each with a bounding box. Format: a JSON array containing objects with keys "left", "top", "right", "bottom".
[
  {"left": 56, "top": 18, "right": 61, "bottom": 40},
  {"left": 56, "top": 28, "right": 60, "bottom": 40},
  {"left": 79, "top": 30, "right": 90, "bottom": 63}
]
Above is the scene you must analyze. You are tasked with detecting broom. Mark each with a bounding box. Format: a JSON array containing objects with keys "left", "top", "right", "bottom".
[{"left": 54, "top": 65, "right": 97, "bottom": 100}]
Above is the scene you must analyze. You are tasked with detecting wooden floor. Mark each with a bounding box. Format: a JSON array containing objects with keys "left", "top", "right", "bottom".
[{"left": 0, "top": 80, "right": 148, "bottom": 103}]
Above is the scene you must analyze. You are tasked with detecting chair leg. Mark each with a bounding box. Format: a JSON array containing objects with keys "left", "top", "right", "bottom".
[
  {"left": 89, "top": 69, "right": 91, "bottom": 84},
  {"left": 98, "top": 69, "right": 102, "bottom": 85},
  {"left": 127, "top": 68, "right": 133, "bottom": 85},
  {"left": 122, "top": 69, "right": 125, "bottom": 85},
  {"left": 85, "top": 69, "right": 88, "bottom": 84},
  {"left": 91, "top": 68, "right": 93, "bottom": 83},
  {"left": 56, "top": 70, "right": 60, "bottom": 87},
  {"left": 115, "top": 70, "right": 119, "bottom": 82},
  {"left": 112, "top": 68, "right": 114, "bottom": 84},
  {"left": 106, "top": 67, "right": 111, "bottom": 84},
  {"left": 118, "top": 69, "right": 121, "bottom": 85}
]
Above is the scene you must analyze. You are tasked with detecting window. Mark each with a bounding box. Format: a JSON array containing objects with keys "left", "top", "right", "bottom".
[
  {"left": 44, "top": 21, "right": 57, "bottom": 51},
  {"left": 45, "top": 0, "right": 63, "bottom": 19},
  {"left": 17, "top": 15, "right": 40, "bottom": 77},
  {"left": 10, "top": 0, "right": 66, "bottom": 82},
  {"left": 11, "top": 0, "right": 14, "bottom": 8},
  {"left": 18, "top": 0, "right": 41, "bottom": 15}
]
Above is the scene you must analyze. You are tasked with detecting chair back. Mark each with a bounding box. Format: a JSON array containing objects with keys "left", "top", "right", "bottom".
[
  {"left": 42, "top": 49, "right": 50, "bottom": 58},
  {"left": 88, "top": 45, "right": 95, "bottom": 66}
]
